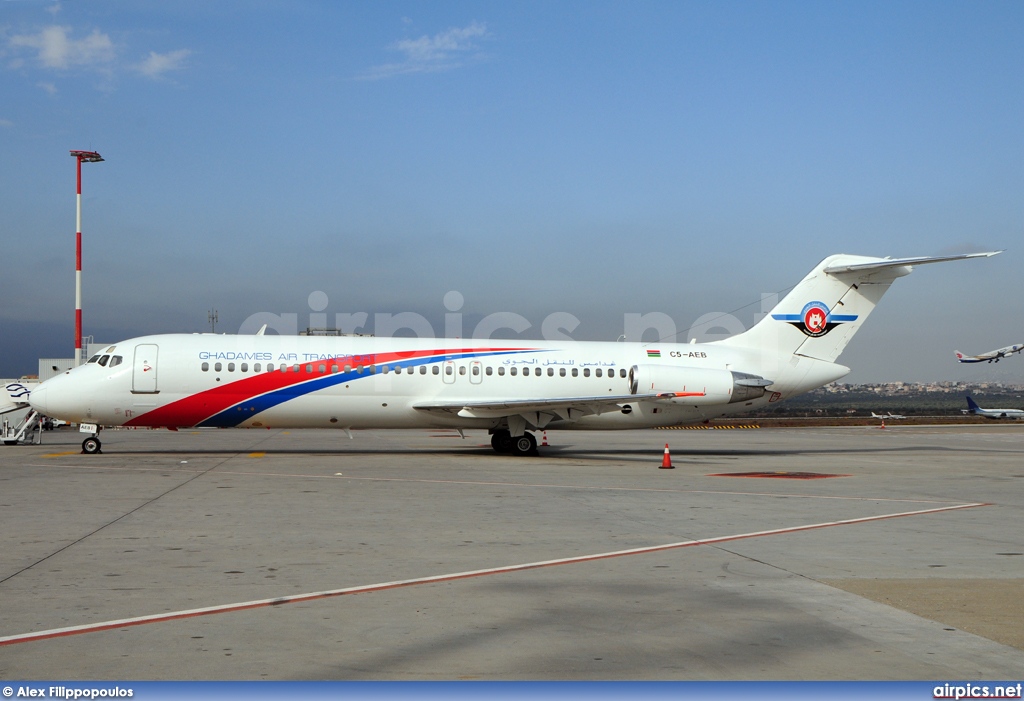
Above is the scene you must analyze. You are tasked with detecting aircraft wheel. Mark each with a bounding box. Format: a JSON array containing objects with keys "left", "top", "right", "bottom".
[
  {"left": 511, "top": 432, "right": 537, "bottom": 457},
  {"left": 82, "top": 436, "right": 102, "bottom": 455},
  {"left": 491, "top": 430, "right": 513, "bottom": 453}
]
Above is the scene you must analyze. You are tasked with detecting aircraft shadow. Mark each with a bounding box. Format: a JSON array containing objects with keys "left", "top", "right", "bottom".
[{"left": 62, "top": 443, "right": 1020, "bottom": 460}]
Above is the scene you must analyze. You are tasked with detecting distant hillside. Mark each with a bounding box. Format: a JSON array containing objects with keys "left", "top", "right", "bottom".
[{"left": 756, "top": 382, "right": 1024, "bottom": 417}]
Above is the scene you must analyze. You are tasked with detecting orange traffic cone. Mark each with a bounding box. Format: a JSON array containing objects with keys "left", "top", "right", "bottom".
[
  {"left": 880, "top": 420, "right": 886, "bottom": 430},
  {"left": 660, "top": 443, "right": 674, "bottom": 469},
  {"left": 541, "top": 431, "right": 549, "bottom": 447}
]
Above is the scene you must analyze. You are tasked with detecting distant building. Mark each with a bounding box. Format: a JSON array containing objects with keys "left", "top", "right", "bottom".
[{"left": 38, "top": 342, "right": 112, "bottom": 381}]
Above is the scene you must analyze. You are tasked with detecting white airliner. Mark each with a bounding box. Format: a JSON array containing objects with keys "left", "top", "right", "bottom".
[
  {"left": 955, "top": 344, "right": 1024, "bottom": 363},
  {"left": 963, "top": 396, "right": 1024, "bottom": 420},
  {"left": 28, "top": 252, "right": 999, "bottom": 456},
  {"left": 870, "top": 411, "right": 906, "bottom": 420},
  {"left": 2, "top": 380, "right": 37, "bottom": 416}
]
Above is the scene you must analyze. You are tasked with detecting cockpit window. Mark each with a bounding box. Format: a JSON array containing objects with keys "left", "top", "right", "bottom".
[
  {"left": 87, "top": 355, "right": 101, "bottom": 364},
  {"left": 108, "top": 355, "right": 123, "bottom": 368},
  {"left": 98, "top": 355, "right": 110, "bottom": 367}
]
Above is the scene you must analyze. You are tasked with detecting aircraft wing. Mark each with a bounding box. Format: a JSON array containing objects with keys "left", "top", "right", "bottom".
[
  {"left": 956, "top": 344, "right": 1023, "bottom": 363},
  {"left": 997, "top": 344, "right": 1024, "bottom": 357},
  {"left": 413, "top": 393, "right": 661, "bottom": 422}
]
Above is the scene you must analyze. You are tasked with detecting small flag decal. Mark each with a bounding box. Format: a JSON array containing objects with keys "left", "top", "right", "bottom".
[{"left": 647, "top": 350, "right": 661, "bottom": 358}]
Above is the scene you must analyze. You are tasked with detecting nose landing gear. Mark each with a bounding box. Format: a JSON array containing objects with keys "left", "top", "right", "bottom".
[{"left": 82, "top": 434, "right": 102, "bottom": 454}]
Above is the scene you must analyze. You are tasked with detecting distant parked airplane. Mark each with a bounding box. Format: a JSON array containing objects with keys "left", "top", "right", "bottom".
[
  {"left": 871, "top": 411, "right": 906, "bottom": 420},
  {"left": 955, "top": 344, "right": 1024, "bottom": 363},
  {"left": 2, "top": 380, "right": 37, "bottom": 416},
  {"left": 962, "top": 396, "right": 1024, "bottom": 420}
]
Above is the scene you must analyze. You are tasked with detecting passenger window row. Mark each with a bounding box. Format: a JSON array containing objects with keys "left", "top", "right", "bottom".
[{"left": 198, "top": 361, "right": 627, "bottom": 379}]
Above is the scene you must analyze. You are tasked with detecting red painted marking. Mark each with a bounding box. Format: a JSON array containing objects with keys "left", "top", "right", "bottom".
[
  {"left": 709, "top": 472, "right": 851, "bottom": 480},
  {"left": 124, "top": 347, "right": 538, "bottom": 428},
  {"left": 0, "top": 502, "right": 988, "bottom": 647},
  {"left": 804, "top": 305, "right": 827, "bottom": 334}
]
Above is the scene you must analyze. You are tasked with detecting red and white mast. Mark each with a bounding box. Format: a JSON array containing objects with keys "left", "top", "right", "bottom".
[{"left": 70, "top": 150, "right": 104, "bottom": 366}]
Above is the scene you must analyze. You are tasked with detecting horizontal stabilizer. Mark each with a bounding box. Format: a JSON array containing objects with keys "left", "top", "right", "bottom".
[{"left": 822, "top": 251, "right": 1002, "bottom": 275}]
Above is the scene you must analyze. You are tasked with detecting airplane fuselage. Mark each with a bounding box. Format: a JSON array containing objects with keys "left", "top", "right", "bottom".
[
  {"left": 29, "top": 333, "right": 847, "bottom": 432},
  {"left": 964, "top": 396, "right": 1024, "bottom": 420},
  {"left": 969, "top": 407, "right": 1024, "bottom": 420},
  {"left": 972, "top": 410, "right": 1024, "bottom": 419}
]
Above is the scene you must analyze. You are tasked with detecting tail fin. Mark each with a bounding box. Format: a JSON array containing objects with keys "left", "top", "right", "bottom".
[
  {"left": 717, "top": 252, "right": 1000, "bottom": 364},
  {"left": 966, "top": 396, "right": 981, "bottom": 412}
]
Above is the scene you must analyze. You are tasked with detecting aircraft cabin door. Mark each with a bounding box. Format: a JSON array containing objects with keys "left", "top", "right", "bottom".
[
  {"left": 469, "top": 360, "right": 482, "bottom": 385},
  {"left": 132, "top": 344, "right": 159, "bottom": 394}
]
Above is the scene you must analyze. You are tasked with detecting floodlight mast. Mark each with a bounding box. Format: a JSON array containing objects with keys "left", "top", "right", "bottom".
[{"left": 70, "top": 150, "right": 104, "bottom": 366}]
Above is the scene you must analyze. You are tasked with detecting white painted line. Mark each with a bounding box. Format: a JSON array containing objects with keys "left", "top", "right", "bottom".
[{"left": 0, "top": 501, "right": 988, "bottom": 647}]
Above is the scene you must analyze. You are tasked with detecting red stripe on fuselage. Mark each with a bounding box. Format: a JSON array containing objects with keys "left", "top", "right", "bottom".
[{"left": 123, "top": 347, "right": 536, "bottom": 428}]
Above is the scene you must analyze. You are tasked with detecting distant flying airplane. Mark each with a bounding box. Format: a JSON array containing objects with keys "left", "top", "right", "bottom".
[
  {"left": 871, "top": 411, "right": 906, "bottom": 420},
  {"left": 962, "top": 396, "right": 1024, "bottom": 420},
  {"left": 27, "top": 251, "right": 1000, "bottom": 456},
  {"left": 955, "top": 344, "right": 1024, "bottom": 363}
]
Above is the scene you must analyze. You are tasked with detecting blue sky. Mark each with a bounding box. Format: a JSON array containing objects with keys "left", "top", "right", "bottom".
[{"left": 1, "top": 1, "right": 1022, "bottom": 383}]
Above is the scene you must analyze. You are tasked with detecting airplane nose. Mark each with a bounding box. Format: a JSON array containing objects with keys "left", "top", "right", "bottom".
[{"left": 28, "top": 383, "right": 47, "bottom": 414}]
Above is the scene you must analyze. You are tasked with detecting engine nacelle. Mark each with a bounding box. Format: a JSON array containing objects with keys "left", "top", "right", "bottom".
[{"left": 628, "top": 364, "right": 772, "bottom": 405}]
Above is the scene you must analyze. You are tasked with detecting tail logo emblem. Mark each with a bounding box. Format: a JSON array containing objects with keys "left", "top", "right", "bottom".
[
  {"left": 772, "top": 301, "right": 858, "bottom": 338},
  {"left": 803, "top": 304, "right": 827, "bottom": 335}
]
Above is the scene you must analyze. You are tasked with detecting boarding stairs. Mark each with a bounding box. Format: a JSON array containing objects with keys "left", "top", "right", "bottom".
[
  {"left": 1, "top": 379, "right": 42, "bottom": 445},
  {"left": 1, "top": 409, "right": 43, "bottom": 445}
]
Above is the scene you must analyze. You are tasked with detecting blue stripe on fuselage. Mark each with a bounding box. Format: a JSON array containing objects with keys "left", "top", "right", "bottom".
[{"left": 197, "top": 349, "right": 540, "bottom": 428}]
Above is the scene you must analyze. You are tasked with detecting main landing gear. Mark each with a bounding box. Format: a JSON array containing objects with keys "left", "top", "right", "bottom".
[{"left": 490, "top": 429, "right": 538, "bottom": 457}]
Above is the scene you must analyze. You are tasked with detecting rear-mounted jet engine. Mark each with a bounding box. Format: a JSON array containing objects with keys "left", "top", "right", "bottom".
[{"left": 628, "top": 364, "right": 773, "bottom": 404}]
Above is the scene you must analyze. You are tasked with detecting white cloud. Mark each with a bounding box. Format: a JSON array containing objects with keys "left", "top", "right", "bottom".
[
  {"left": 135, "top": 48, "right": 190, "bottom": 78},
  {"left": 361, "top": 21, "right": 489, "bottom": 80},
  {"left": 396, "top": 22, "right": 487, "bottom": 63},
  {"left": 37, "top": 81, "right": 57, "bottom": 95},
  {"left": 9, "top": 25, "right": 114, "bottom": 70},
  {"left": 5, "top": 23, "right": 191, "bottom": 86}
]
